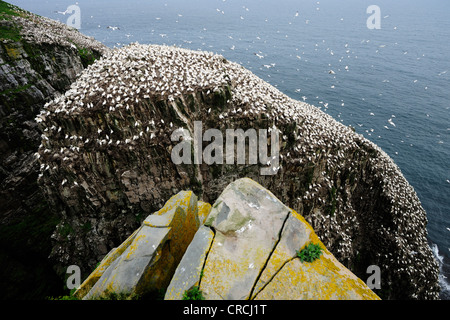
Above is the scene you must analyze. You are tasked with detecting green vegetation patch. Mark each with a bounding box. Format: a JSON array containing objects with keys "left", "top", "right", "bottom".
[
  {"left": 0, "top": 1, "right": 31, "bottom": 42},
  {"left": 0, "top": 1, "right": 24, "bottom": 17},
  {"left": 78, "top": 47, "right": 97, "bottom": 67},
  {"left": 0, "top": 21, "right": 22, "bottom": 41},
  {"left": 182, "top": 286, "right": 205, "bottom": 300},
  {"left": 94, "top": 290, "right": 140, "bottom": 300},
  {"left": 296, "top": 242, "right": 323, "bottom": 263},
  {"left": 0, "top": 83, "right": 32, "bottom": 96}
]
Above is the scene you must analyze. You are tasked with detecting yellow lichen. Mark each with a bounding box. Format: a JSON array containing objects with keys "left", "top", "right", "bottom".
[
  {"left": 197, "top": 201, "right": 212, "bottom": 225},
  {"left": 125, "top": 234, "right": 147, "bottom": 260},
  {"left": 5, "top": 46, "right": 20, "bottom": 59},
  {"left": 253, "top": 208, "right": 380, "bottom": 300},
  {"left": 74, "top": 226, "right": 143, "bottom": 299}
]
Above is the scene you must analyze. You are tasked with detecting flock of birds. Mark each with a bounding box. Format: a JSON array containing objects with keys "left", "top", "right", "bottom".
[
  {"left": 80, "top": 1, "right": 437, "bottom": 144},
  {"left": 9, "top": 9, "right": 108, "bottom": 55}
]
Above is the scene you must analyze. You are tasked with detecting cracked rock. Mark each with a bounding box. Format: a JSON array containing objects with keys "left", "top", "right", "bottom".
[{"left": 169, "top": 178, "right": 380, "bottom": 300}]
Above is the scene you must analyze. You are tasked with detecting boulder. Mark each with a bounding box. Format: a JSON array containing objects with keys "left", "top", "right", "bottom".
[
  {"left": 166, "top": 178, "right": 379, "bottom": 300},
  {"left": 164, "top": 225, "right": 214, "bottom": 300},
  {"left": 199, "top": 178, "right": 292, "bottom": 300},
  {"left": 252, "top": 211, "right": 378, "bottom": 300},
  {"left": 76, "top": 191, "right": 207, "bottom": 299},
  {"left": 77, "top": 178, "right": 379, "bottom": 300}
]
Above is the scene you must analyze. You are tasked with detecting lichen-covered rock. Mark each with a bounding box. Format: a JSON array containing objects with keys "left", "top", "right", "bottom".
[
  {"left": 254, "top": 252, "right": 377, "bottom": 300},
  {"left": 73, "top": 226, "right": 143, "bottom": 299},
  {"left": 76, "top": 191, "right": 207, "bottom": 299},
  {"left": 164, "top": 225, "right": 214, "bottom": 300},
  {"left": 36, "top": 42, "right": 439, "bottom": 299},
  {"left": 200, "top": 178, "right": 292, "bottom": 300},
  {"left": 197, "top": 201, "right": 212, "bottom": 225},
  {"left": 78, "top": 179, "right": 378, "bottom": 300},
  {"left": 252, "top": 210, "right": 378, "bottom": 300},
  {"left": 251, "top": 210, "right": 312, "bottom": 297},
  {"left": 166, "top": 178, "right": 379, "bottom": 300}
]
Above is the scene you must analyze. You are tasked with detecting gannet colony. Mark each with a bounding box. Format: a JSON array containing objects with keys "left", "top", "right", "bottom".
[
  {"left": 35, "top": 43, "right": 440, "bottom": 299},
  {"left": 6, "top": 10, "right": 107, "bottom": 55}
]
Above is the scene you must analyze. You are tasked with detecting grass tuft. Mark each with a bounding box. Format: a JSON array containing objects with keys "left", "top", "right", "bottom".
[
  {"left": 182, "top": 286, "right": 205, "bottom": 300},
  {"left": 296, "top": 242, "right": 323, "bottom": 263}
]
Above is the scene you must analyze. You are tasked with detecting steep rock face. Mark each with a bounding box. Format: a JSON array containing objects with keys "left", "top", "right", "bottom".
[
  {"left": 36, "top": 43, "right": 439, "bottom": 299},
  {"left": 0, "top": 1, "right": 108, "bottom": 299}
]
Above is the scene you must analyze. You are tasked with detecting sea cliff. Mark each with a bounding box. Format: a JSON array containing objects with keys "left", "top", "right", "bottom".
[{"left": 0, "top": 1, "right": 440, "bottom": 300}]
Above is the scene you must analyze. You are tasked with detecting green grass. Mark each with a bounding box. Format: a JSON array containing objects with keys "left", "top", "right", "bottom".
[
  {"left": 78, "top": 47, "right": 97, "bottom": 67},
  {"left": 0, "top": 22, "right": 22, "bottom": 41},
  {"left": 58, "top": 222, "right": 75, "bottom": 240},
  {"left": 296, "top": 242, "right": 323, "bottom": 263},
  {"left": 92, "top": 289, "right": 141, "bottom": 300},
  {"left": 182, "top": 286, "right": 205, "bottom": 300},
  {"left": 96, "top": 290, "right": 140, "bottom": 300},
  {"left": 50, "top": 288, "right": 141, "bottom": 300},
  {"left": 81, "top": 221, "right": 92, "bottom": 233},
  {"left": 0, "top": 83, "right": 32, "bottom": 96},
  {"left": 0, "top": 1, "right": 29, "bottom": 42},
  {"left": 0, "top": 1, "right": 23, "bottom": 16},
  {"left": 48, "top": 294, "right": 79, "bottom": 300}
]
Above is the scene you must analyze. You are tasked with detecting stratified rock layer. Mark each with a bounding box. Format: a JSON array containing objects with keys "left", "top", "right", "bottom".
[{"left": 37, "top": 43, "right": 439, "bottom": 299}]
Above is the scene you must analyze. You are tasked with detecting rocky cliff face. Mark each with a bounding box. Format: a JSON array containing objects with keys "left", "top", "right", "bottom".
[
  {"left": 36, "top": 43, "right": 440, "bottom": 299},
  {"left": 0, "top": 1, "right": 108, "bottom": 299}
]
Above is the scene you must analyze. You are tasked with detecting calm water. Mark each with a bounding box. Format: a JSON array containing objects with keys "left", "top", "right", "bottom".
[{"left": 9, "top": 0, "right": 450, "bottom": 298}]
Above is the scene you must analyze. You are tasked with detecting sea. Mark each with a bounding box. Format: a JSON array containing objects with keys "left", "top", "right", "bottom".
[{"left": 8, "top": 0, "right": 450, "bottom": 299}]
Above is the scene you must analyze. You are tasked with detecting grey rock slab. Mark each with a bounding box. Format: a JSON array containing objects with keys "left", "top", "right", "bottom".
[
  {"left": 200, "top": 178, "right": 291, "bottom": 300},
  {"left": 84, "top": 225, "right": 169, "bottom": 299},
  {"left": 251, "top": 210, "right": 312, "bottom": 298},
  {"left": 164, "top": 225, "right": 215, "bottom": 300}
]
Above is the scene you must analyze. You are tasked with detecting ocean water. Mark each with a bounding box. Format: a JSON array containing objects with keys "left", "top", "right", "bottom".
[{"left": 9, "top": 0, "right": 450, "bottom": 299}]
